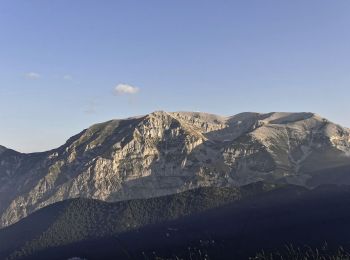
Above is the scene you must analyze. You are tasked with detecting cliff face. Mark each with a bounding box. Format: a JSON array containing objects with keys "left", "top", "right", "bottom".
[{"left": 1, "top": 111, "right": 350, "bottom": 228}]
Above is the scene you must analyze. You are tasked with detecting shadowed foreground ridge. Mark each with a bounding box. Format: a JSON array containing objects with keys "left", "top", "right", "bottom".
[
  {"left": 0, "top": 183, "right": 274, "bottom": 259},
  {"left": 2, "top": 184, "right": 350, "bottom": 259}
]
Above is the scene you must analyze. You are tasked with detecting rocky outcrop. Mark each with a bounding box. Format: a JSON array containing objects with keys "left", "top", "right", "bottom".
[{"left": 0, "top": 111, "right": 350, "bottom": 228}]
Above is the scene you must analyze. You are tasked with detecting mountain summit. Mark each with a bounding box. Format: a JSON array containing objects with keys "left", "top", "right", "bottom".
[{"left": 1, "top": 111, "right": 350, "bottom": 228}]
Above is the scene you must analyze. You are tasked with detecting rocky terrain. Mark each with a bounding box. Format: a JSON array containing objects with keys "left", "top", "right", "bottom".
[{"left": 1, "top": 111, "right": 350, "bottom": 228}]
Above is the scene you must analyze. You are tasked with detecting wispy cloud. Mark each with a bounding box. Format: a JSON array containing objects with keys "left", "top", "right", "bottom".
[
  {"left": 24, "top": 72, "right": 41, "bottom": 80},
  {"left": 84, "top": 99, "right": 97, "bottom": 115},
  {"left": 63, "top": 74, "right": 73, "bottom": 81},
  {"left": 114, "top": 83, "right": 140, "bottom": 95}
]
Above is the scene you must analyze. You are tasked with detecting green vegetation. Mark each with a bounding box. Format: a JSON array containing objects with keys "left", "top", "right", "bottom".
[
  {"left": 7, "top": 186, "right": 244, "bottom": 259},
  {"left": 4, "top": 182, "right": 297, "bottom": 259}
]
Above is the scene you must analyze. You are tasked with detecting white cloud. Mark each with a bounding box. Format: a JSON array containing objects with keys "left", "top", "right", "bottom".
[
  {"left": 24, "top": 72, "right": 41, "bottom": 80},
  {"left": 114, "top": 83, "right": 139, "bottom": 95},
  {"left": 84, "top": 100, "right": 97, "bottom": 115},
  {"left": 63, "top": 74, "right": 73, "bottom": 80}
]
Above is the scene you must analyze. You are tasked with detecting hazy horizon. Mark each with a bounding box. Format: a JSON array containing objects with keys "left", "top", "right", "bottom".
[{"left": 1, "top": 1, "right": 350, "bottom": 152}]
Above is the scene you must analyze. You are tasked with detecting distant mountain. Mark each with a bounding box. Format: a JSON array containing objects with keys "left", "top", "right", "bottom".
[
  {"left": 4, "top": 184, "right": 350, "bottom": 260},
  {"left": 1, "top": 111, "right": 350, "bottom": 228}
]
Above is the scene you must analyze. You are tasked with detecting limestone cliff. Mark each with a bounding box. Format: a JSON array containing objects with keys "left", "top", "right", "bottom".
[{"left": 1, "top": 111, "right": 349, "bottom": 228}]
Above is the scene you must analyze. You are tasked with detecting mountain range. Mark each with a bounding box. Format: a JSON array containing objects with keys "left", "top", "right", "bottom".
[
  {"left": 1, "top": 111, "right": 350, "bottom": 230},
  {"left": 0, "top": 111, "right": 350, "bottom": 259}
]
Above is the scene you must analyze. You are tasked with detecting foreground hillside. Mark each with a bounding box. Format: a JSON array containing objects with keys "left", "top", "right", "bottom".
[
  {"left": 3, "top": 184, "right": 350, "bottom": 259},
  {"left": 0, "top": 111, "right": 350, "bottom": 228},
  {"left": 0, "top": 183, "right": 274, "bottom": 259}
]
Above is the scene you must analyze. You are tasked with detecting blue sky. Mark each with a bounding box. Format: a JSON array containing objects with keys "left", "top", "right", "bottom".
[{"left": 0, "top": 0, "right": 349, "bottom": 152}]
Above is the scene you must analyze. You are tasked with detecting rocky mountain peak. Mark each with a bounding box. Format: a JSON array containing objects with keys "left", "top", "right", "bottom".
[{"left": 0, "top": 111, "right": 350, "bottom": 228}]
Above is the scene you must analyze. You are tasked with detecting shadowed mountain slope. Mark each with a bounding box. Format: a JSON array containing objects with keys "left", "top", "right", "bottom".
[
  {"left": 6, "top": 184, "right": 350, "bottom": 260},
  {"left": 0, "top": 183, "right": 277, "bottom": 259}
]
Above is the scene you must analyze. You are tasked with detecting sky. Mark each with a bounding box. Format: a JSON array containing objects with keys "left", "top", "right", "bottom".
[{"left": 0, "top": 0, "right": 349, "bottom": 153}]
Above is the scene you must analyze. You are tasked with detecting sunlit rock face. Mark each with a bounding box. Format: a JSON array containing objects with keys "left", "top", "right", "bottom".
[{"left": 1, "top": 111, "right": 350, "bottom": 228}]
